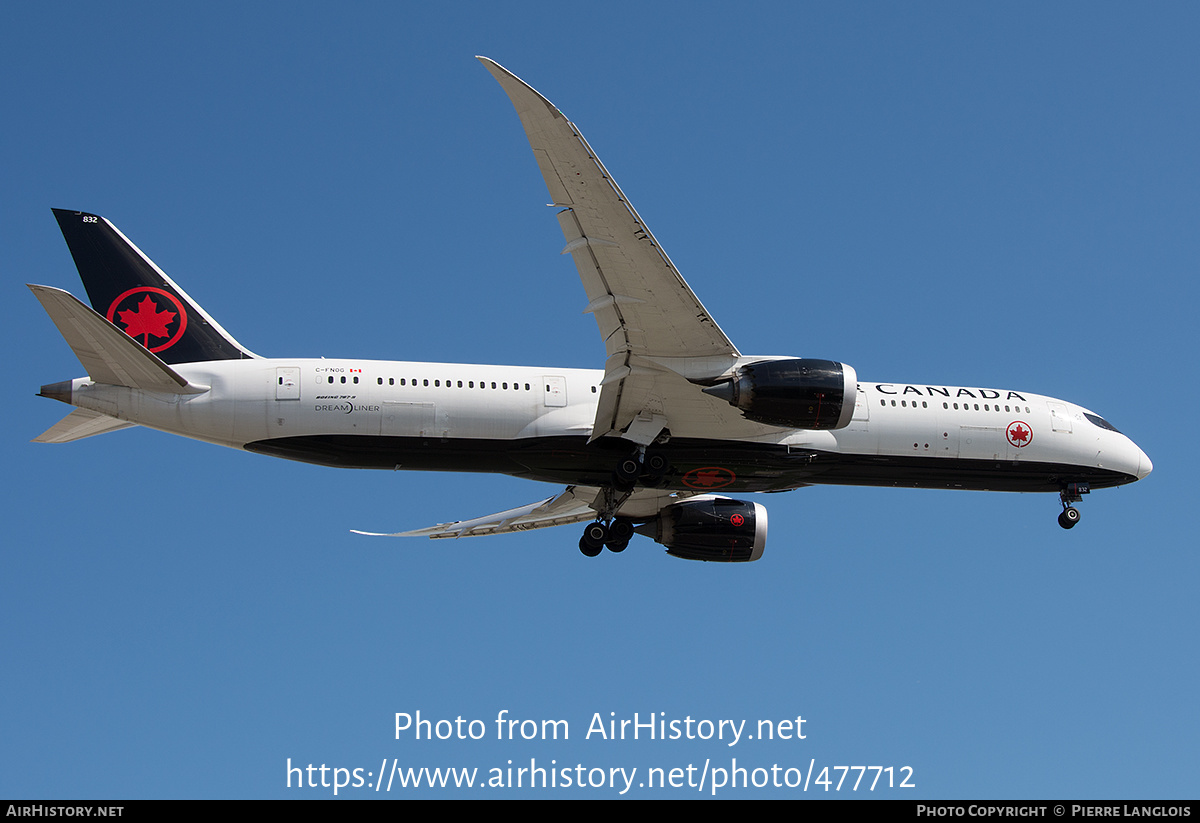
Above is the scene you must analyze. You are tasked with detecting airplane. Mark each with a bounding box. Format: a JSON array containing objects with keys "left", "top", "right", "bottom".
[{"left": 29, "top": 57, "right": 1152, "bottom": 562}]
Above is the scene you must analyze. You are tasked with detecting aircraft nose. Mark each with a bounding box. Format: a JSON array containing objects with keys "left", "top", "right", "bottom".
[
  {"left": 1136, "top": 445, "right": 1153, "bottom": 480},
  {"left": 1105, "top": 434, "right": 1151, "bottom": 482}
]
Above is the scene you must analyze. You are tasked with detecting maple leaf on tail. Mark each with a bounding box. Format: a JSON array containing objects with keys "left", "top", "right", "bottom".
[{"left": 118, "top": 296, "right": 176, "bottom": 346}]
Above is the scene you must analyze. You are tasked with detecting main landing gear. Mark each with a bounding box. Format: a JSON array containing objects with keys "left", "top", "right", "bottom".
[
  {"left": 612, "top": 450, "right": 669, "bottom": 491},
  {"left": 578, "top": 448, "right": 669, "bottom": 557},
  {"left": 1057, "top": 483, "right": 1089, "bottom": 530},
  {"left": 578, "top": 518, "right": 635, "bottom": 557}
]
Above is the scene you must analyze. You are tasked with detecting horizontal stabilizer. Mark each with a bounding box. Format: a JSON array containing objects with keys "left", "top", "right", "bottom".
[
  {"left": 28, "top": 284, "right": 207, "bottom": 394},
  {"left": 33, "top": 408, "right": 136, "bottom": 443}
]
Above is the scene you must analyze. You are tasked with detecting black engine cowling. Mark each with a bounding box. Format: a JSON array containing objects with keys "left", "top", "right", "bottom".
[
  {"left": 636, "top": 498, "right": 767, "bottom": 562},
  {"left": 703, "top": 358, "right": 857, "bottom": 430}
]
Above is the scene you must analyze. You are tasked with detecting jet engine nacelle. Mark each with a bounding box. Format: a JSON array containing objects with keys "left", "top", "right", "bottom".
[
  {"left": 636, "top": 498, "right": 767, "bottom": 562},
  {"left": 704, "top": 358, "right": 858, "bottom": 430}
]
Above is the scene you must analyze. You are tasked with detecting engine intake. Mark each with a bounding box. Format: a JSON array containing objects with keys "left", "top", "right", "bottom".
[
  {"left": 703, "top": 358, "right": 857, "bottom": 430},
  {"left": 636, "top": 498, "right": 767, "bottom": 562}
]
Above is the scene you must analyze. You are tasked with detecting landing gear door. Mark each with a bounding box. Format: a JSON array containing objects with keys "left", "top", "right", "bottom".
[
  {"left": 275, "top": 367, "right": 301, "bottom": 400},
  {"left": 543, "top": 375, "right": 567, "bottom": 407}
]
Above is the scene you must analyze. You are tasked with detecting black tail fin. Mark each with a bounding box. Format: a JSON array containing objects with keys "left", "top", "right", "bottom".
[{"left": 52, "top": 209, "right": 255, "bottom": 364}]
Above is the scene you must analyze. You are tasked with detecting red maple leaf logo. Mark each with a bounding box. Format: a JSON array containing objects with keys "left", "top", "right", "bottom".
[
  {"left": 1007, "top": 421, "right": 1033, "bottom": 448},
  {"left": 118, "top": 296, "right": 176, "bottom": 346},
  {"left": 682, "top": 467, "right": 736, "bottom": 489},
  {"left": 730, "top": 513, "right": 745, "bottom": 527}
]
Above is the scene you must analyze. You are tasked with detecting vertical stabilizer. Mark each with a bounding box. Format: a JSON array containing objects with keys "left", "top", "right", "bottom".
[{"left": 52, "top": 209, "right": 255, "bottom": 364}]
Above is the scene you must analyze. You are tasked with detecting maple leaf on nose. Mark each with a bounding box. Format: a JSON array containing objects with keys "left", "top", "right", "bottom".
[
  {"left": 1011, "top": 425, "right": 1029, "bottom": 443},
  {"left": 119, "top": 296, "right": 176, "bottom": 344}
]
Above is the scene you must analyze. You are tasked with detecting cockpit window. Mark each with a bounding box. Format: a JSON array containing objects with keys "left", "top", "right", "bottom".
[{"left": 1084, "top": 412, "right": 1121, "bottom": 433}]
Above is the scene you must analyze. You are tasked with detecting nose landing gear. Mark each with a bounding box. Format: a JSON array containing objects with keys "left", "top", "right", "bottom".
[
  {"left": 1058, "top": 506, "right": 1080, "bottom": 529},
  {"left": 1058, "top": 483, "right": 1089, "bottom": 530}
]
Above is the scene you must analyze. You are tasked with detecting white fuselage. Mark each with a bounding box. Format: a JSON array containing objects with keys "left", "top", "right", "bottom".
[{"left": 56, "top": 356, "right": 1151, "bottom": 491}]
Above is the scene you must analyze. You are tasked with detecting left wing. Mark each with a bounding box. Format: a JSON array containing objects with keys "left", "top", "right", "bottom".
[
  {"left": 354, "top": 485, "right": 697, "bottom": 539},
  {"left": 481, "top": 58, "right": 768, "bottom": 444}
]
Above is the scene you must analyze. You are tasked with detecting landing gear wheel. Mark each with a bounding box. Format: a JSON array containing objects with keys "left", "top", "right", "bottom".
[
  {"left": 606, "top": 519, "right": 634, "bottom": 552},
  {"left": 579, "top": 536, "right": 603, "bottom": 557},
  {"left": 644, "top": 453, "right": 668, "bottom": 473},
  {"left": 608, "top": 519, "right": 635, "bottom": 544},
  {"left": 642, "top": 452, "right": 669, "bottom": 484},
  {"left": 1058, "top": 507, "right": 1080, "bottom": 530},
  {"left": 1057, "top": 485, "right": 1088, "bottom": 530},
  {"left": 582, "top": 521, "right": 609, "bottom": 549},
  {"left": 613, "top": 456, "right": 642, "bottom": 490}
]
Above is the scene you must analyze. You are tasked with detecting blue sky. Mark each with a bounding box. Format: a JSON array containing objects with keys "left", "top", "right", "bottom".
[{"left": 3, "top": 2, "right": 1198, "bottom": 799}]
